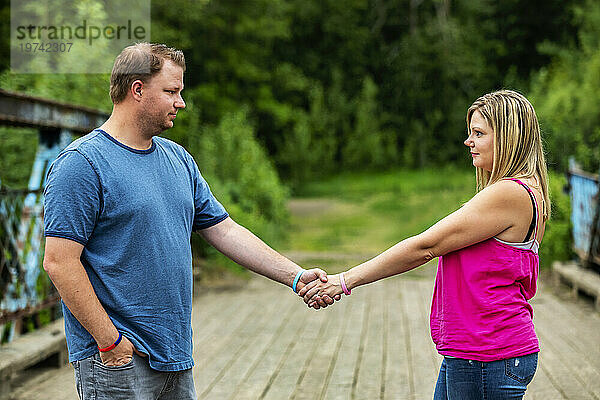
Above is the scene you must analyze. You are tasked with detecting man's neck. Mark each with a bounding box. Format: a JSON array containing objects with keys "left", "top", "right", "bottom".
[{"left": 99, "top": 109, "right": 154, "bottom": 151}]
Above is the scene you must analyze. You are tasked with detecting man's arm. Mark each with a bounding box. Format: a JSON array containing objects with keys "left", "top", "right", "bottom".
[
  {"left": 43, "top": 237, "right": 136, "bottom": 365},
  {"left": 199, "top": 217, "right": 338, "bottom": 306}
]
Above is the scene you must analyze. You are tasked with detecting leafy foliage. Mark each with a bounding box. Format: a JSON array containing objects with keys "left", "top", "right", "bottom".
[
  {"left": 539, "top": 172, "right": 572, "bottom": 269},
  {"left": 0, "top": 128, "right": 38, "bottom": 188},
  {"left": 531, "top": 0, "right": 600, "bottom": 172},
  {"left": 166, "top": 105, "right": 289, "bottom": 257}
]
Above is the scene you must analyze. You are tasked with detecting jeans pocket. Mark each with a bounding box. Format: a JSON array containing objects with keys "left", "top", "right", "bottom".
[
  {"left": 504, "top": 352, "right": 538, "bottom": 384},
  {"left": 92, "top": 352, "right": 135, "bottom": 371},
  {"left": 92, "top": 353, "right": 137, "bottom": 400}
]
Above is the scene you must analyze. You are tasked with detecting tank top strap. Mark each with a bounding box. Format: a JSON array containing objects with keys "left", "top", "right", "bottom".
[{"left": 506, "top": 178, "right": 539, "bottom": 246}]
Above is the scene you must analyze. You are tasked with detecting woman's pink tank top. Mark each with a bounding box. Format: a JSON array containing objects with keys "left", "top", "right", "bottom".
[{"left": 429, "top": 179, "right": 540, "bottom": 361}]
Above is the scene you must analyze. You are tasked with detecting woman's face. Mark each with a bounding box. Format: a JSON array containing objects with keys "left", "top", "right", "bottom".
[{"left": 465, "top": 109, "right": 495, "bottom": 171}]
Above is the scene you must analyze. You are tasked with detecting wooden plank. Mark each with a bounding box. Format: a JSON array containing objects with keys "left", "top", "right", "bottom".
[
  {"left": 5, "top": 271, "right": 600, "bottom": 400},
  {"left": 533, "top": 331, "right": 594, "bottom": 400},
  {"left": 7, "top": 364, "right": 77, "bottom": 400},
  {"left": 203, "top": 288, "right": 298, "bottom": 400},
  {"left": 532, "top": 289, "right": 600, "bottom": 365},
  {"left": 524, "top": 353, "right": 567, "bottom": 400},
  {"left": 194, "top": 290, "right": 274, "bottom": 396},
  {"left": 414, "top": 269, "right": 443, "bottom": 376},
  {"left": 319, "top": 294, "right": 365, "bottom": 400},
  {"left": 231, "top": 292, "right": 314, "bottom": 400},
  {"left": 0, "top": 319, "right": 66, "bottom": 377},
  {"left": 289, "top": 291, "right": 348, "bottom": 400},
  {"left": 534, "top": 305, "right": 600, "bottom": 398},
  {"left": 353, "top": 281, "right": 386, "bottom": 399},
  {"left": 192, "top": 293, "right": 260, "bottom": 365},
  {"left": 382, "top": 277, "right": 412, "bottom": 399},
  {"left": 532, "top": 288, "right": 598, "bottom": 400},
  {"left": 554, "top": 262, "right": 600, "bottom": 302},
  {"left": 193, "top": 286, "right": 247, "bottom": 325},
  {"left": 195, "top": 293, "right": 281, "bottom": 396},
  {"left": 0, "top": 88, "right": 108, "bottom": 133},
  {"left": 402, "top": 277, "right": 438, "bottom": 399},
  {"left": 192, "top": 289, "right": 259, "bottom": 352},
  {"left": 261, "top": 304, "right": 330, "bottom": 400}
]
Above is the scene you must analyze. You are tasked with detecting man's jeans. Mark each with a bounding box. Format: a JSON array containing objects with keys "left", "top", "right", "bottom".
[
  {"left": 433, "top": 352, "right": 538, "bottom": 400},
  {"left": 72, "top": 352, "right": 196, "bottom": 400}
]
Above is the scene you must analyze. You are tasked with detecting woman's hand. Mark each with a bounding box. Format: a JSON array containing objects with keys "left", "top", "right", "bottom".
[
  {"left": 298, "top": 274, "right": 344, "bottom": 309},
  {"left": 294, "top": 267, "right": 332, "bottom": 309}
]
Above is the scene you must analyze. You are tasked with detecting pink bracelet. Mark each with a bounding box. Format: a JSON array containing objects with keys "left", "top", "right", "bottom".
[{"left": 340, "top": 273, "right": 351, "bottom": 295}]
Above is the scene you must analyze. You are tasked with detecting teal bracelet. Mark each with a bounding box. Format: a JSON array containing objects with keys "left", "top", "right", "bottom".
[{"left": 292, "top": 270, "right": 305, "bottom": 293}]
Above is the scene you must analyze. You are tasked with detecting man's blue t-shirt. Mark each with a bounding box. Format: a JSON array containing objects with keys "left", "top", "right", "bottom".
[{"left": 43, "top": 129, "right": 228, "bottom": 371}]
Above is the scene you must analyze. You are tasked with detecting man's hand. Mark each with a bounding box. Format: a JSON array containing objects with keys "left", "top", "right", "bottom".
[
  {"left": 296, "top": 268, "right": 342, "bottom": 309},
  {"left": 99, "top": 335, "right": 136, "bottom": 366},
  {"left": 298, "top": 273, "right": 344, "bottom": 309}
]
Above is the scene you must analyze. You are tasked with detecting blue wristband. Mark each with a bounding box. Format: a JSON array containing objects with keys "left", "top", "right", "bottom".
[{"left": 292, "top": 270, "right": 305, "bottom": 293}]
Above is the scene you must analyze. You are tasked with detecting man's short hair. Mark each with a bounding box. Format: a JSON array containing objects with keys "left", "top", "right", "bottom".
[{"left": 110, "top": 42, "right": 186, "bottom": 104}]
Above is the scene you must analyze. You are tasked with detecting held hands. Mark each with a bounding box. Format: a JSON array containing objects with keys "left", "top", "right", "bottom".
[
  {"left": 294, "top": 268, "right": 342, "bottom": 309},
  {"left": 298, "top": 273, "right": 345, "bottom": 309}
]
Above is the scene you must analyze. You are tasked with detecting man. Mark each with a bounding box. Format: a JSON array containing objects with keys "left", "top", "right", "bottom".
[{"left": 43, "top": 43, "right": 336, "bottom": 400}]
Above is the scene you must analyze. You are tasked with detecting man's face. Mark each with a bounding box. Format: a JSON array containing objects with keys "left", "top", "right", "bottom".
[{"left": 139, "top": 60, "right": 185, "bottom": 135}]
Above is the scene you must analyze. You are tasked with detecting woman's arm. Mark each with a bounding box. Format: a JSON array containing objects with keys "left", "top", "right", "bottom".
[{"left": 299, "top": 180, "right": 529, "bottom": 303}]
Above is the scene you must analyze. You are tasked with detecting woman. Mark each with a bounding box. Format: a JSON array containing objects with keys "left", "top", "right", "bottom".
[{"left": 299, "top": 90, "right": 550, "bottom": 399}]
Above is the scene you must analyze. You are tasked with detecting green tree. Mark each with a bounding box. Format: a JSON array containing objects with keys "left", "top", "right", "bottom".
[
  {"left": 531, "top": 0, "right": 600, "bottom": 172},
  {"left": 342, "top": 76, "right": 393, "bottom": 169}
]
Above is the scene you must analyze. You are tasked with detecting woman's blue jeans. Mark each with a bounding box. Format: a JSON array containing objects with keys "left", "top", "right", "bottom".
[{"left": 433, "top": 352, "right": 538, "bottom": 400}]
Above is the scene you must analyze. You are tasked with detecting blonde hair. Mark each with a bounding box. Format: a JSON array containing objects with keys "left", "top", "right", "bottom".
[
  {"left": 110, "top": 42, "right": 186, "bottom": 104},
  {"left": 467, "top": 90, "right": 550, "bottom": 220}
]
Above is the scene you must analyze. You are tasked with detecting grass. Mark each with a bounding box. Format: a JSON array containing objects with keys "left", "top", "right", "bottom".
[{"left": 284, "top": 167, "right": 475, "bottom": 272}]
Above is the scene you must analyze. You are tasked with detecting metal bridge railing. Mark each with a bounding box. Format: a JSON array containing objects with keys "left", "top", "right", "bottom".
[
  {"left": 568, "top": 158, "right": 600, "bottom": 269},
  {"left": 0, "top": 188, "right": 60, "bottom": 344}
]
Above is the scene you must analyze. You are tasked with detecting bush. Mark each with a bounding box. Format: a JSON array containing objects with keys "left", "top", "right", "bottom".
[
  {"left": 539, "top": 171, "right": 572, "bottom": 269},
  {"left": 0, "top": 127, "right": 38, "bottom": 188},
  {"left": 195, "top": 109, "right": 289, "bottom": 226},
  {"left": 168, "top": 107, "right": 290, "bottom": 273}
]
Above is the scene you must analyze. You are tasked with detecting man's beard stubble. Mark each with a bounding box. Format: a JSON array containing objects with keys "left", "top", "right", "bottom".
[{"left": 136, "top": 102, "right": 171, "bottom": 138}]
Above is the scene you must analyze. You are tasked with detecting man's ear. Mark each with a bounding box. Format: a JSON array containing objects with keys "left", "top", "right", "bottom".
[{"left": 131, "top": 80, "right": 143, "bottom": 101}]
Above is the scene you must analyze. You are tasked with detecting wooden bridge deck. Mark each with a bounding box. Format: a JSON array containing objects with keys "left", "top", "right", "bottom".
[{"left": 8, "top": 264, "right": 600, "bottom": 400}]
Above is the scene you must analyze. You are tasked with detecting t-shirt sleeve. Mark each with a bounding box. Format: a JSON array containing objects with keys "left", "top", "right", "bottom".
[
  {"left": 190, "top": 159, "right": 228, "bottom": 231},
  {"left": 43, "top": 150, "right": 102, "bottom": 245}
]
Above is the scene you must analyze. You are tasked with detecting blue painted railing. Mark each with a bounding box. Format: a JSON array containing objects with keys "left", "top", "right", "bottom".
[
  {"left": 0, "top": 131, "right": 72, "bottom": 343},
  {"left": 568, "top": 158, "right": 600, "bottom": 267}
]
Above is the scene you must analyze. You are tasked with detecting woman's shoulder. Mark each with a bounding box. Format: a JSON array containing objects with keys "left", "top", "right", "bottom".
[
  {"left": 477, "top": 179, "right": 532, "bottom": 202},
  {"left": 493, "top": 177, "right": 543, "bottom": 201},
  {"left": 468, "top": 179, "right": 534, "bottom": 220}
]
